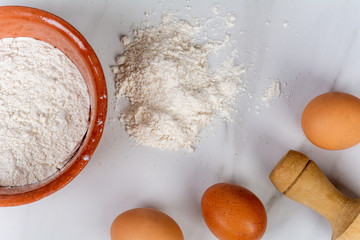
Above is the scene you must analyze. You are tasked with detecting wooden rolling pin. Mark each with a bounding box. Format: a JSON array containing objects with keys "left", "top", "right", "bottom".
[{"left": 269, "top": 150, "right": 360, "bottom": 240}]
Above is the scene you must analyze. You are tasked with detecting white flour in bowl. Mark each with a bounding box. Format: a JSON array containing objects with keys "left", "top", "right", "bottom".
[
  {"left": 112, "top": 15, "right": 245, "bottom": 151},
  {"left": 0, "top": 37, "right": 90, "bottom": 186}
]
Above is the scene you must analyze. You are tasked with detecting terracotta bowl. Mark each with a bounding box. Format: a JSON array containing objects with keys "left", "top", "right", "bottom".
[{"left": 0, "top": 6, "right": 107, "bottom": 206}]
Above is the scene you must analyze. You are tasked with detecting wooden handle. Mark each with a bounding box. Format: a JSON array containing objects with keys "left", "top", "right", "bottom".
[{"left": 270, "top": 150, "right": 360, "bottom": 240}]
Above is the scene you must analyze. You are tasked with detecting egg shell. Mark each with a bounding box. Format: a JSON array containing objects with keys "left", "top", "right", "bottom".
[
  {"left": 110, "top": 208, "right": 184, "bottom": 240},
  {"left": 301, "top": 92, "right": 360, "bottom": 150},
  {"left": 201, "top": 183, "right": 267, "bottom": 240}
]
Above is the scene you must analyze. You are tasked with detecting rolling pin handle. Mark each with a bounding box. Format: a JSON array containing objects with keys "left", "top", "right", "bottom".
[{"left": 270, "top": 150, "right": 360, "bottom": 240}]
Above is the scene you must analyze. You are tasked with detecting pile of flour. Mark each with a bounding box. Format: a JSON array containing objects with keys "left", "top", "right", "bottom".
[
  {"left": 0, "top": 37, "right": 90, "bottom": 186},
  {"left": 112, "top": 15, "right": 245, "bottom": 151}
]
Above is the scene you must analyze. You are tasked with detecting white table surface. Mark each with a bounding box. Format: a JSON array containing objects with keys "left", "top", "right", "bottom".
[{"left": 1, "top": 0, "right": 360, "bottom": 239}]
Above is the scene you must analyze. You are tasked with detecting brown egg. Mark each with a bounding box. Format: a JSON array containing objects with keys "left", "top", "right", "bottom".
[
  {"left": 110, "top": 208, "right": 184, "bottom": 240},
  {"left": 301, "top": 92, "right": 360, "bottom": 150},
  {"left": 201, "top": 183, "right": 267, "bottom": 240}
]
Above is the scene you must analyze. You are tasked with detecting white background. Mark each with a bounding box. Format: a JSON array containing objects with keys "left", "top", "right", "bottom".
[{"left": 1, "top": 0, "right": 360, "bottom": 239}]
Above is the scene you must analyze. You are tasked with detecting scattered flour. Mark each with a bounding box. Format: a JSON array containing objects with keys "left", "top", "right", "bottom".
[
  {"left": 226, "top": 13, "right": 237, "bottom": 28},
  {"left": 112, "top": 15, "right": 245, "bottom": 151},
  {"left": 212, "top": 5, "right": 220, "bottom": 15},
  {"left": 0, "top": 37, "right": 90, "bottom": 186},
  {"left": 262, "top": 80, "right": 282, "bottom": 105}
]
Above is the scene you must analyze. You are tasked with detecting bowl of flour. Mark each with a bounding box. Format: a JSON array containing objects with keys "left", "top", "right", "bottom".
[{"left": 0, "top": 6, "right": 107, "bottom": 206}]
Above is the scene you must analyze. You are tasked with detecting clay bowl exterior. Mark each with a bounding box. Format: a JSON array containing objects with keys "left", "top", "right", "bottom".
[{"left": 0, "top": 6, "right": 107, "bottom": 206}]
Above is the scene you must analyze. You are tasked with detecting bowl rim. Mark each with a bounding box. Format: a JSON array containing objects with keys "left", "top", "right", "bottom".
[{"left": 0, "top": 5, "right": 107, "bottom": 206}]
